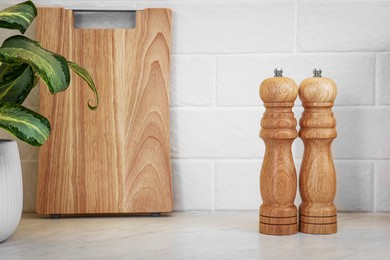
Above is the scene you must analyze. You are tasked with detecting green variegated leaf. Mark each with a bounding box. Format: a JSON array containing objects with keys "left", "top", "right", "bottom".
[
  {"left": 0, "top": 63, "right": 27, "bottom": 84},
  {"left": 0, "top": 1, "right": 37, "bottom": 34},
  {"left": 68, "top": 61, "right": 99, "bottom": 110},
  {"left": 0, "top": 103, "right": 50, "bottom": 146},
  {"left": 0, "top": 63, "right": 34, "bottom": 104},
  {"left": 0, "top": 35, "right": 70, "bottom": 94}
]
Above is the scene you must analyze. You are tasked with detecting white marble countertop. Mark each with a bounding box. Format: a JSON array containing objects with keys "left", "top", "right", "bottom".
[{"left": 1, "top": 212, "right": 390, "bottom": 259}]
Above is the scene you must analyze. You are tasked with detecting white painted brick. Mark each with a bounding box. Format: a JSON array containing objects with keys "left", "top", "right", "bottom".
[
  {"left": 171, "top": 108, "right": 263, "bottom": 158},
  {"left": 215, "top": 160, "right": 260, "bottom": 210},
  {"left": 294, "top": 108, "right": 390, "bottom": 159},
  {"left": 21, "top": 161, "right": 38, "bottom": 213},
  {"left": 172, "top": 160, "right": 214, "bottom": 210},
  {"left": 138, "top": 1, "right": 295, "bottom": 53},
  {"left": 217, "top": 54, "right": 375, "bottom": 106},
  {"left": 298, "top": 1, "right": 390, "bottom": 52},
  {"left": 375, "top": 161, "right": 390, "bottom": 212},
  {"left": 378, "top": 54, "right": 390, "bottom": 105},
  {"left": 334, "top": 161, "right": 374, "bottom": 212},
  {"left": 171, "top": 55, "right": 214, "bottom": 106}
]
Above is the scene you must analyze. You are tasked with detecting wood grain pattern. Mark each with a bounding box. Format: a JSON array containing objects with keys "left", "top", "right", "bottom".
[
  {"left": 259, "top": 75, "right": 298, "bottom": 236},
  {"left": 298, "top": 76, "right": 337, "bottom": 234},
  {"left": 36, "top": 8, "right": 173, "bottom": 214}
]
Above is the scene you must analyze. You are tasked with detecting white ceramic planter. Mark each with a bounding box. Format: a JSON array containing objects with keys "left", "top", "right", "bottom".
[{"left": 0, "top": 140, "right": 23, "bottom": 243}]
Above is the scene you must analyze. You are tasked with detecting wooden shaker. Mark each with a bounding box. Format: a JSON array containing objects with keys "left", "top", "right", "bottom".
[
  {"left": 298, "top": 68, "right": 337, "bottom": 235},
  {"left": 259, "top": 68, "right": 298, "bottom": 236}
]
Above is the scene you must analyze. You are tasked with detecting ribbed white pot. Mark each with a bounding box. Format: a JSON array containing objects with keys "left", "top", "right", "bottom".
[{"left": 0, "top": 140, "right": 23, "bottom": 243}]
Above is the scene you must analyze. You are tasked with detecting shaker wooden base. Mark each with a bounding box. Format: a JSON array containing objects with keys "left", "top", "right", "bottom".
[
  {"left": 259, "top": 222, "right": 297, "bottom": 236},
  {"left": 299, "top": 215, "right": 337, "bottom": 235},
  {"left": 259, "top": 214, "right": 298, "bottom": 236},
  {"left": 299, "top": 222, "right": 337, "bottom": 235}
]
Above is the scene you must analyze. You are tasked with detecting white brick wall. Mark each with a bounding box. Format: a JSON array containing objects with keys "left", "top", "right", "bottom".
[{"left": 1, "top": 0, "right": 390, "bottom": 212}]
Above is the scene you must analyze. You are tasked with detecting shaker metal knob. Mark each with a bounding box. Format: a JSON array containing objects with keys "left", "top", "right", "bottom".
[
  {"left": 313, "top": 68, "right": 322, "bottom": 77},
  {"left": 274, "top": 68, "right": 283, "bottom": 77}
]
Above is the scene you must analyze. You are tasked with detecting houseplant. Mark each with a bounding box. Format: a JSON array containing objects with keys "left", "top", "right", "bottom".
[{"left": 0, "top": 1, "right": 98, "bottom": 242}]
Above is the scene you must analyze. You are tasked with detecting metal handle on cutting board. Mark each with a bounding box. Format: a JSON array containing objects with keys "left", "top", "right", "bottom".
[{"left": 73, "top": 10, "right": 136, "bottom": 29}]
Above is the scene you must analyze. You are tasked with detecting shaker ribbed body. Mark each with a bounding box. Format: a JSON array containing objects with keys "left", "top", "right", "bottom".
[
  {"left": 259, "top": 69, "right": 298, "bottom": 236},
  {"left": 298, "top": 69, "right": 338, "bottom": 235}
]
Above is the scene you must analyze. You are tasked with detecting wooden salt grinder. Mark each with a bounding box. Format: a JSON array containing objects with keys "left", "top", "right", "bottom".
[
  {"left": 259, "top": 68, "right": 298, "bottom": 236},
  {"left": 298, "top": 68, "right": 337, "bottom": 235}
]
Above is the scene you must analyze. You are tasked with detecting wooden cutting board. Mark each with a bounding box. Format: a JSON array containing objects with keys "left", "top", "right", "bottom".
[{"left": 36, "top": 8, "right": 173, "bottom": 215}]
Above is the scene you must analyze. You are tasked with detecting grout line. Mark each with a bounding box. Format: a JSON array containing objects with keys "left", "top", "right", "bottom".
[
  {"left": 171, "top": 157, "right": 390, "bottom": 161},
  {"left": 212, "top": 161, "right": 216, "bottom": 211},
  {"left": 373, "top": 160, "right": 377, "bottom": 213},
  {"left": 170, "top": 106, "right": 262, "bottom": 111},
  {"left": 170, "top": 105, "right": 390, "bottom": 110},
  {"left": 330, "top": 105, "right": 390, "bottom": 109},
  {"left": 375, "top": 53, "right": 380, "bottom": 106},
  {"left": 171, "top": 157, "right": 263, "bottom": 160},
  {"left": 213, "top": 56, "right": 217, "bottom": 107},
  {"left": 171, "top": 158, "right": 263, "bottom": 162},
  {"left": 327, "top": 158, "right": 390, "bottom": 161},
  {"left": 170, "top": 105, "right": 217, "bottom": 109},
  {"left": 335, "top": 158, "right": 390, "bottom": 161},
  {"left": 172, "top": 53, "right": 225, "bottom": 57},
  {"left": 172, "top": 51, "right": 385, "bottom": 56}
]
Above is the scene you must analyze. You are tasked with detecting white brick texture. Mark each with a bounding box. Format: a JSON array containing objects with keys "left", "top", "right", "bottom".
[
  {"left": 172, "top": 160, "right": 214, "bottom": 210},
  {"left": 171, "top": 55, "right": 214, "bottom": 106},
  {"left": 292, "top": 160, "right": 373, "bottom": 211},
  {"left": 298, "top": 1, "right": 390, "bottom": 52},
  {"left": 0, "top": 0, "right": 387, "bottom": 212},
  {"left": 138, "top": 1, "right": 295, "bottom": 54},
  {"left": 335, "top": 161, "right": 374, "bottom": 212},
  {"left": 171, "top": 108, "right": 263, "bottom": 159},
  {"left": 294, "top": 108, "right": 390, "bottom": 160},
  {"left": 217, "top": 54, "right": 375, "bottom": 106},
  {"left": 375, "top": 161, "right": 390, "bottom": 212},
  {"left": 215, "top": 160, "right": 261, "bottom": 210},
  {"left": 378, "top": 54, "right": 390, "bottom": 105}
]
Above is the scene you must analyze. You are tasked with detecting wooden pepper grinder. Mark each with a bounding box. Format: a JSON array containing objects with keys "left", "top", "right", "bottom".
[
  {"left": 298, "top": 68, "right": 337, "bottom": 235},
  {"left": 259, "top": 68, "right": 298, "bottom": 236}
]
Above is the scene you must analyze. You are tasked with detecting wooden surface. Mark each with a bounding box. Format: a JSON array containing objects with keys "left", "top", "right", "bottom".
[
  {"left": 259, "top": 75, "right": 298, "bottom": 235},
  {"left": 36, "top": 8, "right": 173, "bottom": 214},
  {"left": 298, "top": 76, "right": 337, "bottom": 234}
]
